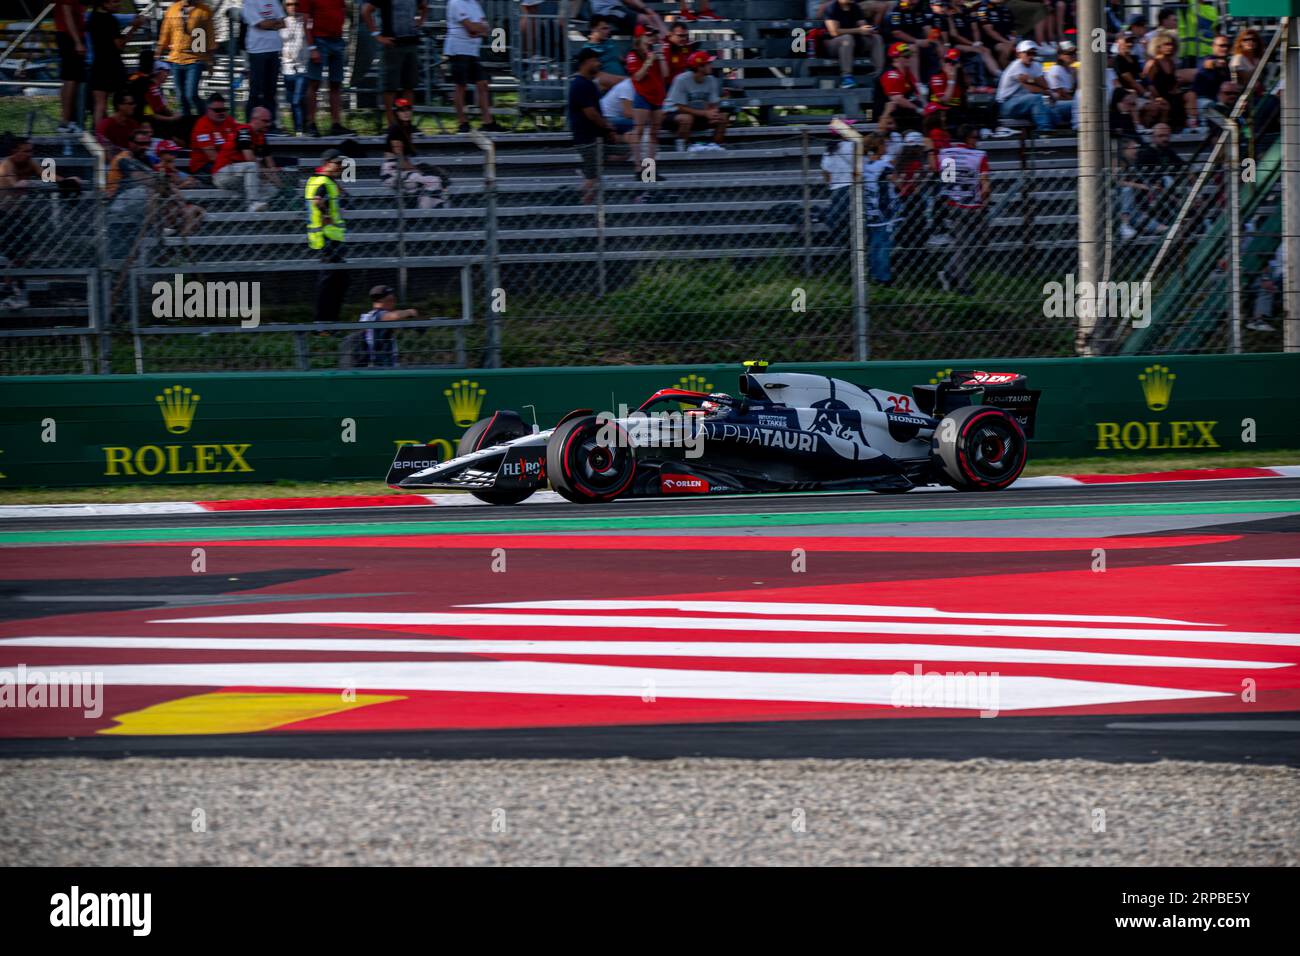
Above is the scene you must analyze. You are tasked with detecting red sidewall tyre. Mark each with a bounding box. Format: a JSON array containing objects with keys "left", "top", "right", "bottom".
[
  {"left": 547, "top": 416, "right": 636, "bottom": 503},
  {"left": 934, "top": 405, "right": 1027, "bottom": 491}
]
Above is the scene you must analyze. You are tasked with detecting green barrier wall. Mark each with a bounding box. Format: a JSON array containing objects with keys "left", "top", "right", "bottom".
[{"left": 1, "top": 354, "right": 1297, "bottom": 488}]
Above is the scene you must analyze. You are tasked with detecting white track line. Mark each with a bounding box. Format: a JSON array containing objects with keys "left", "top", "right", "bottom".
[
  {"left": 4, "top": 635, "right": 1283, "bottom": 669},
  {"left": 10, "top": 660, "right": 1226, "bottom": 711},
  {"left": 464, "top": 600, "right": 1212, "bottom": 627},
  {"left": 152, "top": 611, "right": 1300, "bottom": 648}
]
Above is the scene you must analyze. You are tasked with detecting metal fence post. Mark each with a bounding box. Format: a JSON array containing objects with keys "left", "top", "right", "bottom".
[
  {"left": 395, "top": 161, "right": 408, "bottom": 301},
  {"left": 1076, "top": 0, "right": 1106, "bottom": 357},
  {"left": 473, "top": 131, "right": 501, "bottom": 368},
  {"left": 830, "top": 118, "right": 869, "bottom": 362},
  {"left": 596, "top": 138, "right": 606, "bottom": 299},
  {"left": 1227, "top": 114, "right": 1243, "bottom": 354},
  {"left": 1283, "top": 15, "right": 1299, "bottom": 353},
  {"left": 800, "top": 127, "right": 812, "bottom": 276}
]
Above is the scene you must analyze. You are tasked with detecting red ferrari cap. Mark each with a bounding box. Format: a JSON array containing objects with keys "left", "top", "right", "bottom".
[{"left": 686, "top": 51, "right": 715, "bottom": 67}]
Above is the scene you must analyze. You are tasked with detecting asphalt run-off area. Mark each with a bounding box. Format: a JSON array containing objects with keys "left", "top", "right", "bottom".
[{"left": 1, "top": 477, "right": 1297, "bottom": 762}]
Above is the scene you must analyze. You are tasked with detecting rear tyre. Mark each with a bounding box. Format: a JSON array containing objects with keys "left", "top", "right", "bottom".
[
  {"left": 933, "top": 405, "right": 1027, "bottom": 491},
  {"left": 547, "top": 415, "right": 636, "bottom": 503},
  {"left": 459, "top": 413, "right": 535, "bottom": 505}
]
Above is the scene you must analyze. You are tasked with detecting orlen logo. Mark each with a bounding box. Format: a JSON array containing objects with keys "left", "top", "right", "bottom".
[{"left": 660, "top": 473, "right": 710, "bottom": 494}]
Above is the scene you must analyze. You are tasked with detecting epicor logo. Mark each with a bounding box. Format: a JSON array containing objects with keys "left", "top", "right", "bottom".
[{"left": 101, "top": 387, "right": 254, "bottom": 477}]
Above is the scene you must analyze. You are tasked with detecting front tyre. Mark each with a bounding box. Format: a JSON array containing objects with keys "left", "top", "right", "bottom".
[
  {"left": 933, "top": 405, "right": 1027, "bottom": 491},
  {"left": 547, "top": 415, "right": 636, "bottom": 503},
  {"left": 459, "top": 413, "right": 535, "bottom": 505}
]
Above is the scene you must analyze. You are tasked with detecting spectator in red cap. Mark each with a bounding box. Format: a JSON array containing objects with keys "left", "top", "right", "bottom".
[
  {"left": 626, "top": 24, "right": 669, "bottom": 179},
  {"left": 154, "top": 139, "right": 206, "bottom": 235},
  {"left": 928, "top": 47, "right": 969, "bottom": 124},
  {"left": 874, "top": 43, "right": 924, "bottom": 131},
  {"left": 383, "top": 97, "right": 451, "bottom": 207},
  {"left": 664, "top": 50, "right": 727, "bottom": 152}
]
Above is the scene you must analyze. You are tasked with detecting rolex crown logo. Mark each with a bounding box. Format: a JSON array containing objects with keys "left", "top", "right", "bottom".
[
  {"left": 928, "top": 367, "right": 953, "bottom": 385},
  {"left": 445, "top": 379, "right": 487, "bottom": 427},
  {"left": 1138, "top": 364, "right": 1175, "bottom": 411},
  {"left": 156, "top": 385, "right": 201, "bottom": 434},
  {"left": 677, "top": 373, "right": 715, "bottom": 393}
]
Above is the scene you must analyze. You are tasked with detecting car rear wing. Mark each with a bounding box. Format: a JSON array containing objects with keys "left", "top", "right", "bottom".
[{"left": 913, "top": 370, "right": 1042, "bottom": 439}]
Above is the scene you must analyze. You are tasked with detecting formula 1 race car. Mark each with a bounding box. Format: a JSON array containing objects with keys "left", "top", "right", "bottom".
[{"left": 387, "top": 362, "right": 1041, "bottom": 504}]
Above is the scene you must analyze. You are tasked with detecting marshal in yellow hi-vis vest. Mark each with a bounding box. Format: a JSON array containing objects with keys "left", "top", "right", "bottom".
[
  {"left": 1178, "top": 2, "right": 1219, "bottom": 61},
  {"left": 305, "top": 174, "right": 345, "bottom": 249}
]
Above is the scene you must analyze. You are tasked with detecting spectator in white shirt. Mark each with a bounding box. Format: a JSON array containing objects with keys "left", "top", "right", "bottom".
[
  {"left": 441, "top": 0, "right": 501, "bottom": 133},
  {"left": 243, "top": 0, "right": 286, "bottom": 127},
  {"left": 1045, "top": 39, "right": 1076, "bottom": 129},
  {"left": 280, "top": 1, "right": 309, "bottom": 134}
]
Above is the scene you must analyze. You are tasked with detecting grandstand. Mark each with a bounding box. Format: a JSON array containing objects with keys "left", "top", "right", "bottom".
[{"left": 0, "top": 1, "right": 1289, "bottom": 373}]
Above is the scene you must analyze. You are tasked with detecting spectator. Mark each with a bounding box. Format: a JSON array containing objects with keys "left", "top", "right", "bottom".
[
  {"left": 212, "top": 105, "right": 278, "bottom": 211},
  {"left": 1136, "top": 122, "right": 1184, "bottom": 230},
  {"left": 819, "top": 122, "right": 858, "bottom": 243},
  {"left": 188, "top": 93, "right": 238, "bottom": 176},
  {"left": 1192, "top": 35, "right": 1231, "bottom": 115},
  {"left": 875, "top": 42, "right": 924, "bottom": 131},
  {"left": 1111, "top": 32, "right": 1142, "bottom": 95},
  {"left": 301, "top": 0, "right": 354, "bottom": 136},
  {"left": 663, "top": 21, "right": 693, "bottom": 81},
  {"left": 1205, "top": 80, "right": 1240, "bottom": 126},
  {"left": 1114, "top": 135, "right": 1152, "bottom": 239},
  {"left": 142, "top": 62, "right": 194, "bottom": 144},
  {"left": 382, "top": 97, "right": 451, "bottom": 207},
  {"left": 569, "top": 47, "right": 616, "bottom": 202},
  {"left": 106, "top": 128, "right": 157, "bottom": 221},
  {"left": 352, "top": 284, "right": 418, "bottom": 367},
  {"left": 1176, "top": 1, "right": 1218, "bottom": 69},
  {"left": 927, "top": 48, "right": 968, "bottom": 125},
  {"left": 995, "top": 39, "right": 1053, "bottom": 131},
  {"left": 626, "top": 24, "right": 669, "bottom": 179},
  {"left": 976, "top": 0, "right": 1017, "bottom": 69},
  {"left": 921, "top": 108, "right": 951, "bottom": 245},
  {"left": 1104, "top": 0, "right": 1125, "bottom": 35},
  {"left": 664, "top": 51, "right": 727, "bottom": 152},
  {"left": 307, "top": 148, "right": 348, "bottom": 323},
  {"left": 877, "top": 108, "right": 904, "bottom": 162},
  {"left": 589, "top": 0, "right": 665, "bottom": 36},
  {"left": 1108, "top": 86, "right": 1139, "bottom": 139},
  {"left": 1045, "top": 38, "right": 1076, "bottom": 128},
  {"left": 88, "top": 0, "right": 148, "bottom": 128},
  {"left": 156, "top": 1, "right": 214, "bottom": 117},
  {"left": 825, "top": 0, "right": 879, "bottom": 90},
  {"left": 1144, "top": 33, "right": 1193, "bottom": 130},
  {"left": 676, "top": 1, "right": 722, "bottom": 20},
  {"left": 152, "top": 140, "right": 206, "bottom": 234},
  {"left": 884, "top": 0, "right": 928, "bottom": 79},
  {"left": 0, "top": 138, "right": 83, "bottom": 193},
  {"left": 947, "top": 0, "right": 1000, "bottom": 90},
  {"left": 600, "top": 76, "right": 637, "bottom": 156},
  {"left": 582, "top": 17, "right": 627, "bottom": 91},
  {"left": 935, "top": 124, "right": 989, "bottom": 295},
  {"left": 919, "top": 0, "right": 952, "bottom": 81},
  {"left": 54, "top": 0, "right": 88, "bottom": 133},
  {"left": 861, "top": 131, "right": 898, "bottom": 284},
  {"left": 1230, "top": 29, "right": 1263, "bottom": 89},
  {"left": 1127, "top": 18, "right": 1149, "bottom": 67},
  {"left": 1248, "top": 245, "right": 1282, "bottom": 333},
  {"left": 280, "top": 1, "right": 310, "bottom": 134},
  {"left": 893, "top": 129, "right": 929, "bottom": 252},
  {"left": 0, "top": 138, "right": 82, "bottom": 308},
  {"left": 95, "top": 91, "right": 141, "bottom": 153},
  {"left": 440, "top": 0, "right": 502, "bottom": 133},
  {"left": 243, "top": 0, "right": 286, "bottom": 127},
  {"left": 518, "top": 0, "right": 554, "bottom": 61}
]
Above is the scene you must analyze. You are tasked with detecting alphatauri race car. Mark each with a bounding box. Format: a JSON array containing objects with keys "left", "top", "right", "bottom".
[{"left": 387, "top": 362, "right": 1041, "bottom": 504}]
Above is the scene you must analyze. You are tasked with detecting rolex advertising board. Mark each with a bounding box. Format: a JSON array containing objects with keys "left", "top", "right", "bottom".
[{"left": 0, "top": 354, "right": 1296, "bottom": 487}]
